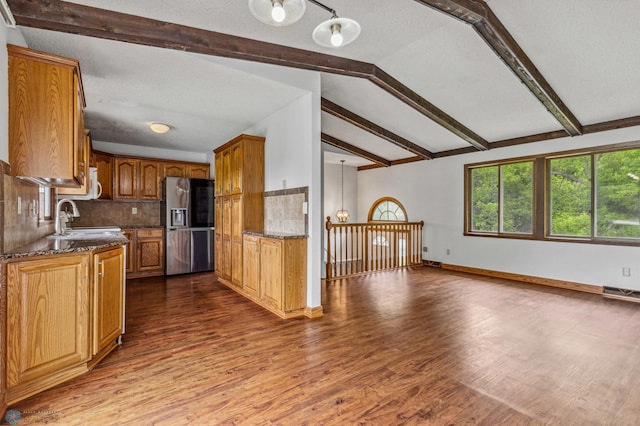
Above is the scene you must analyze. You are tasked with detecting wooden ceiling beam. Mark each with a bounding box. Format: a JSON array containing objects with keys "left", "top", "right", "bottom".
[
  {"left": 7, "top": 0, "right": 488, "bottom": 152},
  {"left": 370, "top": 68, "right": 489, "bottom": 151},
  {"left": 358, "top": 156, "right": 425, "bottom": 171},
  {"left": 321, "top": 133, "right": 391, "bottom": 167},
  {"left": 322, "top": 98, "right": 434, "bottom": 159},
  {"left": 414, "top": 0, "right": 584, "bottom": 137}
]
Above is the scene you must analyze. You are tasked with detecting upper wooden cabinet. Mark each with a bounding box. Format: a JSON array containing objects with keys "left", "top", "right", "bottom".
[
  {"left": 8, "top": 44, "right": 86, "bottom": 187},
  {"left": 58, "top": 131, "right": 91, "bottom": 196},
  {"left": 113, "top": 158, "right": 160, "bottom": 200},
  {"left": 93, "top": 151, "right": 113, "bottom": 199},
  {"left": 162, "top": 162, "right": 186, "bottom": 178},
  {"left": 98, "top": 153, "right": 209, "bottom": 200},
  {"left": 187, "top": 164, "right": 210, "bottom": 179}
]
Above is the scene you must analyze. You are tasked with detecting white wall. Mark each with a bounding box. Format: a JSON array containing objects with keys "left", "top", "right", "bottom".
[
  {"left": 244, "top": 74, "right": 323, "bottom": 309},
  {"left": 358, "top": 126, "right": 640, "bottom": 292},
  {"left": 323, "top": 162, "right": 357, "bottom": 224}
]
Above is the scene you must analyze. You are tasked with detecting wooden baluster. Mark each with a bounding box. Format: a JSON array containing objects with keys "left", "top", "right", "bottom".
[{"left": 325, "top": 217, "right": 332, "bottom": 280}]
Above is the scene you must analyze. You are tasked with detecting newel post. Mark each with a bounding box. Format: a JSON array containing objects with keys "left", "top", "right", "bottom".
[{"left": 325, "top": 217, "right": 333, "bottom": 280}]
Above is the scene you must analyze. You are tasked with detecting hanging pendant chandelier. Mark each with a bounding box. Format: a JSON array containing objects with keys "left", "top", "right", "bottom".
[{"left": 336, "top": 159, "right": 350, "bottom": 223}]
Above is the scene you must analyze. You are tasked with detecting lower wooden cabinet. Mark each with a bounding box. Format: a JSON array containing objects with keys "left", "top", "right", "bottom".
[
  {"left": 3, "top": 244, "right": 126, "bottom": 405},
  {"left": 5, "top": 254, "right": 90, "bottom": 404},
  {"left": 241, "top": 234, "right": 307, "bottom": 318},
  {"left": 123, "top": 228, "right": 165, "bottom": 278},
  {"left": 91, "top": 246, "right": 125, "bottom": 364}
]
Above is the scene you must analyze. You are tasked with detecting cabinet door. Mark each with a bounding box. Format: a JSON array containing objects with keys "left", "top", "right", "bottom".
[
  {"left": 214, "top": 197, "right": 224, "bottom": 274},
  {"left": 114, "top": 158, "right": 137, "bottom": 199},
  {"left": 73, "top": 73, "right": 86, "bottom": 185},
  {"left": 243, "top": 235, "right": 260, "bottom": 297},
  {"left": 94, "top": 152, "right": 113, "bottom": 199},
  {"left": 231, "top": 194, "right": 244, "bottom": 287},
  {"left": 93, "top": 247, "right": 124, "bottom": 356},
  {"left": 139, "top": 161, "right": 160, "bottom": 200},
  {"left": 221, "top": 197, "right": 232, "bottom": 278},
  {"left": 122, "top": 229, "right": 136, "bottom": 274},
  {"left": 260, "top": 239, "right": 283, "bottom": 310},
  {"left": 8, "top": 50, "right": 77, "bottom": 184},
  {"left": 137, "top": 229, "right": 164, "bottom": 273},
  {"left": 214, "top": 154, "right": 223, "bottom": 196},
  {"left": 230, "top": 143, "right": 243, "bottom": 194},
  {"left": 58, "top": 131, "right": 90, "bottom": 195},
  {"left": 222, "top": 149, "right": 232, "bottom": 195},
  {"left": 163, "top": 162, "right": 186, "bottom": 178},
  {"left": 6, "top": 254, "right": 90, "bottom": 391},
  {"left": 187, "top": 164, "right": 209, "bottom": 179}
]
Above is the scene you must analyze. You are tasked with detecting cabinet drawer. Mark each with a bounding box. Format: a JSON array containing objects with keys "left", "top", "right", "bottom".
[{"left": 137, "top": 229, "right": 163, "bottom": 239}]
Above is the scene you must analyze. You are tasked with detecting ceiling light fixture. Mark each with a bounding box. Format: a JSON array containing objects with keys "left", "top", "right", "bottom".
[
  {"left": 248, "top": 0, "right": 360, "bottom": 48},
  {"left": 149, "top": 122, "right": 171, "bottom": 134},
  {"left": 248, "top": 0, "right": 306, "bottom": 27},
  {"left": 309, "top": 0, "right": 360, "bottom": 49}
]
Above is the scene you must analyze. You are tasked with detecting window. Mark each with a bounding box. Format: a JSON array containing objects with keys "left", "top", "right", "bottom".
[
  {"left": 38, "top": 186, "right": 55, "bottom": 222},
  {"left": 469, "top": 161, "right": 533, "bottom": 234},
  {"left": 368, "top": 197, "right": 407, "bottom": 222},
  {"left": 465, "top": 142, "right": 640, "bottom": 245}
]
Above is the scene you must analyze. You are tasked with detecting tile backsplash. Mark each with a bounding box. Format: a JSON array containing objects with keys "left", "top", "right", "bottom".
[
  {"left": 71, "top": 200, "right": 161, "bottom": 228},
  {"left": 264, "top": 187, "right": 308, "bottom": 235},
  {"left": 1, "top": 161, "right": 55, "bottom": 252}
]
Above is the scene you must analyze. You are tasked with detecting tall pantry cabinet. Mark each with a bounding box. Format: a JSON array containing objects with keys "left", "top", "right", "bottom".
[{"left": 214, "top": 135, "right": 265, "bottom": 288}]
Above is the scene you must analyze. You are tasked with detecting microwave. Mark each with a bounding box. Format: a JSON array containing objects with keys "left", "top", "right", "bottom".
[{"left": 62, "top": 167, "right": 103, "bottom": 200}]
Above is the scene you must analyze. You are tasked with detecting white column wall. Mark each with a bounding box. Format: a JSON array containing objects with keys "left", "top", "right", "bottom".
[
  {"left": 244, "top": 85, "right": 323, "bottom": 309},
  {"left": 358, "top": 126, "right": 640, "bottom": 292}
]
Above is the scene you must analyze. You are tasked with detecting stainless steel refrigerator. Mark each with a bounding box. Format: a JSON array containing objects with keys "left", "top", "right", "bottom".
[{"left": 162, "top": 177, "right": 215, "bottom": 275}]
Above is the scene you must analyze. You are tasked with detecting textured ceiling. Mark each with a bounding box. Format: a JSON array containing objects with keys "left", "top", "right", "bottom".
[{"left": 11, "top": 0, "right": 640, "bottom": 168}]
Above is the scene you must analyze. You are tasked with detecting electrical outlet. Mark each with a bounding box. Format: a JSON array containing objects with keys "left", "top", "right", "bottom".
[
  {"left": 423, "top": 246, "right": 428, "bottom": 252},
  {"left": 623, "top": 267, "right": 631, "bottom": 277},
  {"left": 302, "top": 201, "right": 308, "bottom": 214},
  {"left": 132, "top": 207, "right": 138, "bottom": 215},
  {"left": 446, "top": 249, "right": 451, "bottom": 255},
  {"left": 17, "top": 196, "right": 21, "bottom": 215}
]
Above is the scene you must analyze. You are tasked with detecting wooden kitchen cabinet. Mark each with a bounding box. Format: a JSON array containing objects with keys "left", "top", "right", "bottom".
[
  {"left": 94, "top": 151, "right": 113, "bottom": 199},
  {"left": 163, "top": 162, "right": 186, "bottom": 178},
  {"left": 5, "top": 253, "right": 91, "bottom": 404},
  {"left": 91, "top": 246, "right": 125, "bottom": 366},
  {"left": 114, "top": 158, "right": 160, "bottom": 200},
  {"left": 241, "top": 234, "right": 307, "bottom": 318},
  {"left": 8, "top": 44, "right": 86, "bottom": 187},
  {"left": 58, "top": 131, "right": 91, "bottom": 196},
  {"left": 242, "top": 235, "right": 260, "bottom": 298},
  {"left": 213, "top": 134, "right": 264, "bottom": 290},
  {"left": 123, "top": 228, "right": 165, "bottom": 278},
  {"left": 187, "top": 164, "right": 210, "bottom": 179}
]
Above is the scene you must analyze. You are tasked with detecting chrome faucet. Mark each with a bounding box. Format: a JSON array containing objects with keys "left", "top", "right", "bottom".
[{"left": 55, "top": 198, "right": 80, "bottom": 235}]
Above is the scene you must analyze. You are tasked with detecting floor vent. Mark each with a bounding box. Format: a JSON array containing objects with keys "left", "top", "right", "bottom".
[
  {"left": 603, "top": 286, "right": 640, "bottom": 302},
  {"left": 423, "top": 260, "right": 441, "bottom": 268}
]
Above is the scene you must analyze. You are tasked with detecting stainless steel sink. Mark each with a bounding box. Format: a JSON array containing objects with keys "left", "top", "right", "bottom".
[{"left": 47, "top": 227, "right": 123, "bottom": 240}]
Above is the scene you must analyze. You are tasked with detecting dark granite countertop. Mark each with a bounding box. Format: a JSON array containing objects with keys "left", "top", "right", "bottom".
[
  {"left": 243, "top": 230, "right": 308, "bottom": 240},
  {"left": 0, "top": 235, "right": 129, "bottom": 260}
]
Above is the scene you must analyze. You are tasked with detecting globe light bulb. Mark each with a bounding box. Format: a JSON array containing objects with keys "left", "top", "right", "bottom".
[
  {"left": 271, "top": 1, "right": 286, "bottom": 23},
  {"left": 330, "top": 23, "right": 343, "bottom": 47}
]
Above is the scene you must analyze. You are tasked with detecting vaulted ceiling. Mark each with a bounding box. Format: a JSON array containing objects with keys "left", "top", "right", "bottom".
[{"left": 7, "top": 0, "right": 640, "bottom": 168}]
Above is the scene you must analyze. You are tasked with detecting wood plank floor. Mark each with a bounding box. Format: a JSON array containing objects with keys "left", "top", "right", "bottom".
[{"left": 8, "top": 267, "right": 640, "bottom": 425}]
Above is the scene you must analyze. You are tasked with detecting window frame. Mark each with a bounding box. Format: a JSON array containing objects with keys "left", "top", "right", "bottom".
[
  {"left": 367, "top": 197, "right": 408, "bottom": 223},
  {"left": 464, "top": 140, "right": 640, "bottom": 247}
]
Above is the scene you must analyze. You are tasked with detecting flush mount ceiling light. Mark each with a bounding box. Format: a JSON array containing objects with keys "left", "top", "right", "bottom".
[
  {"left": 249, "top": 0, "right": 360, "bottom": 48},
  {"left": 248, "top": 0, "right": 306, "bottom": 27},
  {"left": 149, "top": 122, "right": 171, "bottom": 134}
]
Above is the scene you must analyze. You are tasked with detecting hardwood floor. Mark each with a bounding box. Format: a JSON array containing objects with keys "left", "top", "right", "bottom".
[{"left": 8, "top": 267, "right": 640, "bottom": 425}]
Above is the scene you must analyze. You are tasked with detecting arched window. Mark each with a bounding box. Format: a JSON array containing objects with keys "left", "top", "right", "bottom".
[{"left": 367, "top": 197, "right": 408, "bottom": 222}]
